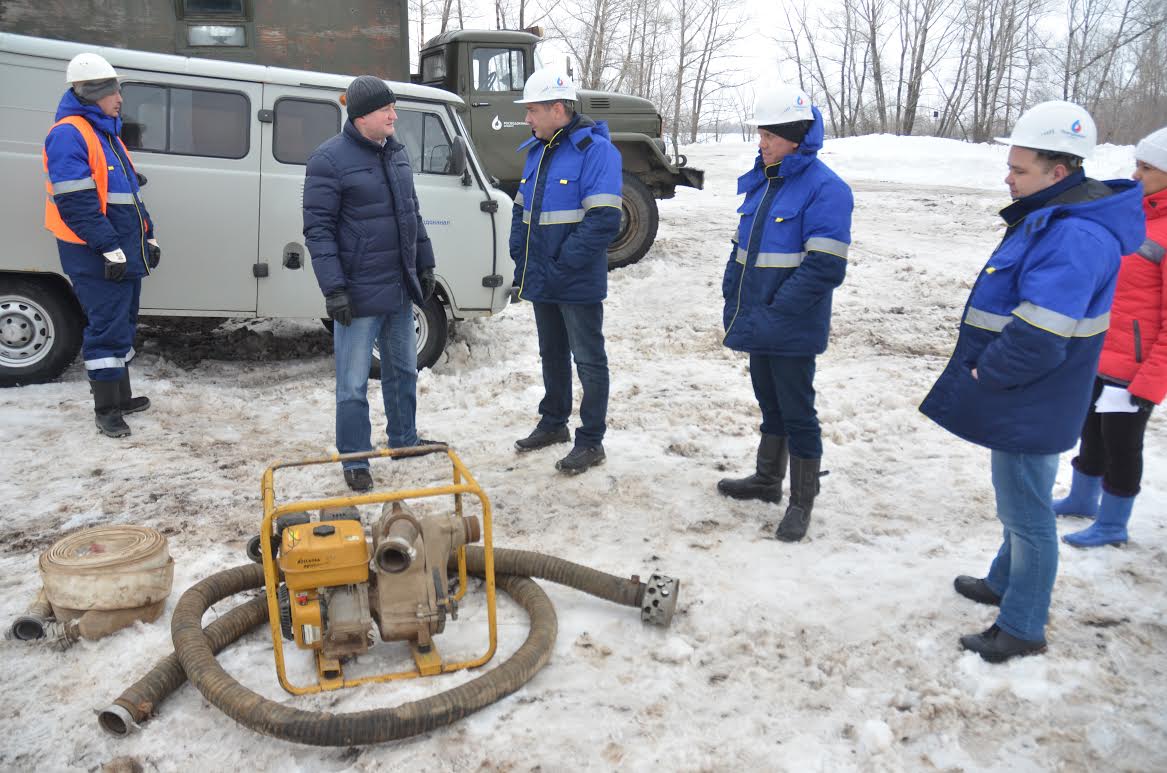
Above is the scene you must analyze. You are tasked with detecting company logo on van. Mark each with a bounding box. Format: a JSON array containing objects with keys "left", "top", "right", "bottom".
[{"left": 490, "top": 115, "right": 527, "bottom": 131}]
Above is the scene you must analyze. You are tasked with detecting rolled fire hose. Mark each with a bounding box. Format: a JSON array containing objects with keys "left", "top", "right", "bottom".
[
  {"left": 10, "top": 525, "right": 173, "bottom": 648},
  {"left": 101, "top": 546, "right": 673, "bottom": 745}
]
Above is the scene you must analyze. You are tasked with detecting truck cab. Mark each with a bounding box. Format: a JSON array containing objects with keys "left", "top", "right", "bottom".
[{"left": 416, "top": 30, "right": 703, "bottom": 268}]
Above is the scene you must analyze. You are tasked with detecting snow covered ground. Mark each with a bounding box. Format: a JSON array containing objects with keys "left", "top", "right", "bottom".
[{"left": 2, "top": 135, "right": 1164, "bottom": 772}]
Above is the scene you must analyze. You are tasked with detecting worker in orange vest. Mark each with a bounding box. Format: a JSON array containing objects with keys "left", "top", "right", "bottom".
[{"left": 43, "top": 52, "right": 160, "bottom": 438}]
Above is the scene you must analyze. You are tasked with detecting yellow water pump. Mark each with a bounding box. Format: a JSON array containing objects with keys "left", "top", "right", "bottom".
[{"left": 256, "top": 444, "right": 498, "bottom": 694}]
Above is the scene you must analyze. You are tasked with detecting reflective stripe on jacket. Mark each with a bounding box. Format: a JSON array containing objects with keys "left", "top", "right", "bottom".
[
  {"left": 721, "top": 105, "right": 853, "bottom": 356},
  {"left": 1096, "top": 187, "right": 1167, "bottom": 404},
  {"left": 920, "top": 177, "right": 1146, "bottom": 454},
  {"left": 509, "top": 114, "right": 622, "bottom": 304}
]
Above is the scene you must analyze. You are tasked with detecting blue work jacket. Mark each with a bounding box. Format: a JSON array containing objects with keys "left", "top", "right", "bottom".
[
  {"left": 303, "top": 121, "right": 435, "bottom": 315},
  {"left": 920, "top": 176, "right": 1146, "bottom": 454},
  {"left": 509, "top": 114, "right": 623, "bottom": 304},
  {"left": 44, "top": 89, "right": 154, "bottom": 279},
  {"left": 722, "top": 107, "right": 853, "bottom": 355}
]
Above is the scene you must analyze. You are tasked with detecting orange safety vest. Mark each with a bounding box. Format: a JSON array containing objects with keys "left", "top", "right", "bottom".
[{"left": 42, "top": 115, "right": 138, "bottom": 245}]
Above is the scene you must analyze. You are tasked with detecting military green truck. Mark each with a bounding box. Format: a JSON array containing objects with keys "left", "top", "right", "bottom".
[
  {"left": 0, "top": 1, "right": 703, "bottom": 268},
  {"left": 414, "top": 29, "right": 702, "bottom": 268}
]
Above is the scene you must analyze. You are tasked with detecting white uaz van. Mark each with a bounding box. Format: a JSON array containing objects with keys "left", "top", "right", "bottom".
[{"left": 0, "top": 33, "right": 514, "bottom": 385}]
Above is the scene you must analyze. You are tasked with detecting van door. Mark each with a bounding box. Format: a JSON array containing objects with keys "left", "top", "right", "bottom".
[
  {"left": 256, "top": 86, "right": 344, "bottom": 317},
  {"left": 395, "top": 101, "right": 498, "bottom": 313},
  {"left": 120, "top": 77, "right": 262, "bottom": 313},
  {"left": 466, "top": 45, "right": 529, "bottom": 185}
]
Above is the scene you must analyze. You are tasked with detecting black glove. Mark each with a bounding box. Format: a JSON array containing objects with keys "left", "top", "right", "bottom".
[
  {"left": 325, "top": 290, "right": 353, "bottom": 327},
  {"left": 1132, "top": 394, "right": 1156, "bottom": 412},
  {"left": 146, "top": 239, "right": 161, "bottom": 269},
  {"left": 136, "top": 171, "right": 148, "bottom": 187},
  {"left": 102, "top": 249, "right": 127, "bottom": 282},
  {"left": 419, "top": 268, "right": 435, "bottom": 302}
]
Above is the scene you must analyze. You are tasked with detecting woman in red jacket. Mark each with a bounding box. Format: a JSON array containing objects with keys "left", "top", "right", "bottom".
[{"left": 1054, "top": 126, "right": 1167, "bottom": 546}]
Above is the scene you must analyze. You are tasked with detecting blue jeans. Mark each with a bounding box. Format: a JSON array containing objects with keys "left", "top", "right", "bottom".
[
  {"left": 985, "top": 450, "right": 1060, "bottom": 641},
  {"left": 532, "top": 301, "right": 608, "bottom": 447},
  {"left": 749, "top": 354, "right": 821, "bottom": 458},
  {"left": 333, "top": 304, "right": 417, "bottom": 470}
]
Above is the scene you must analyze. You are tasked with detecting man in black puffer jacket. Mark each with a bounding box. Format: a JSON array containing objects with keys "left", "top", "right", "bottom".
[{"left": 303, "top": 76, "right": 437, "bottom": 492}]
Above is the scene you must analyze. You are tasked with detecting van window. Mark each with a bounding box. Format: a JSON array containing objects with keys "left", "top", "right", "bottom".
[
  {"left": 273, "top": 98, "right": 340, "bottom": 165},
  {"left": 121, "top": 83, "right": 250, "bottom": 159},
  {"left": 471, "top": 48, "right": 526, "bottom": 93},
  {"left": 395, "top": 110, "right": 456, "bottom": 175}
]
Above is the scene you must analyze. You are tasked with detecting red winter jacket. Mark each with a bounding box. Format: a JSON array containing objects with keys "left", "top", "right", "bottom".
[{"left": 1098, "top": 187, "right": 1167, "bottom": 404}]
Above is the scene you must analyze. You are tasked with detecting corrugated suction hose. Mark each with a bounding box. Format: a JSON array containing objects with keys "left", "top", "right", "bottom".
[{"left": 100, "top": 546, "right": 668, "bottom": 745}]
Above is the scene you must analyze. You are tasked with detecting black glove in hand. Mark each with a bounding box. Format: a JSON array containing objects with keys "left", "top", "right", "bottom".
[
  {"left": 419, "top": 268, "right": 436, "bottom": 302},
  {"left": 146, "top": 239, "right": 161, "bottom": 269},
  {"left": 325, "top": 290, "right": 353, "bottom": 326},
  {"left": 102, "top": 249, "right": 127, "bottom": 282},
  {"left": 1132, "top": 394, "right": 1156, "bottom": 412}
]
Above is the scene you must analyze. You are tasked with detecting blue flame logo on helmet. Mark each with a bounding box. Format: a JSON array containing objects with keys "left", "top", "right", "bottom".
[
  {"left": 1071, "top": 119, "right": 1082, "bottom": 134},
  {"left": 796, "top": 95, "right": 805, "bottom": 106},
  {"left": 555, "top": 77, "right": 565, "bottom": 87}
]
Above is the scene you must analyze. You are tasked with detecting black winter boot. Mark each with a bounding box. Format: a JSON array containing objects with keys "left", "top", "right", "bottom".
[
  {"left": 775, "top": 455, "right": 821, "bottom": 542},
  {"left": 92, "top": 380, "right": 131, "bottom": 438},
  {"left": 717, "top": 434, "right": 788, "bottom": 503},
  {"left": 118, "top": 371, "right": 151, "bottom": 414}
]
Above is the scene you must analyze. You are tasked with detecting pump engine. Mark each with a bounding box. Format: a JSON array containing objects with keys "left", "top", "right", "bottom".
[{"left": 273, "top": 502, "right": 479, "bottom": 670}]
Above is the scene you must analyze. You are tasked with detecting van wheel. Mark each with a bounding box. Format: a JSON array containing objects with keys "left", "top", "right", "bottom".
[
  {"left": 320, "top": 295, "right": 448, "bottom": 376},
  {"left": 413, "top": 295, "right": 449, "bottom": 371},
  {"left": 0, "top": 277, "right": 83, "bottom": 387},
  {"left": 607, "top": 173, "right": 659, "bottom": 270}
]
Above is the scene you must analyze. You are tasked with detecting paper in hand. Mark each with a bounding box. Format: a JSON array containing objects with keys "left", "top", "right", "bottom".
[{"left": 1094, "top": 384, "right": 1139, "bottom": 414}]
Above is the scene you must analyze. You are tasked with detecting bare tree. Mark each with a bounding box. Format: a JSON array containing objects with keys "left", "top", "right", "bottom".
[
  {"left": 549, "top": 0, "right": 632, "bottom": 89},
  {"left": 686, "top": 0, "right": 747, "bottom": 143}
]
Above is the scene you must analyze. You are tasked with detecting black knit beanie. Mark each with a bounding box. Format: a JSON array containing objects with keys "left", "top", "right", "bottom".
[
  {"left": 346, "top": 75, "right": 396, "bottom": 120},
  {"left": 760, "top": 119, "right": 813, "bottom": 144}
]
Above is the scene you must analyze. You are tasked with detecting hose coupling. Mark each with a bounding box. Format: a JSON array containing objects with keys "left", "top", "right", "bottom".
[
  {"left": 639, "top": 573, "right": 679, "bottom": 627},
  {"left": 97, "top": 703, "right": 140, "bottom": 737}
]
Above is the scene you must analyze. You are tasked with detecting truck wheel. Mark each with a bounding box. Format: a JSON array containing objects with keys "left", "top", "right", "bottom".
[
  {"left": 320, "top": 295, "right": 449, "bottom": 376},
  {"left": 0, "top": 277, "right": 83, "bottom": 387},
  {"left": 607, "top": 173, "right": 659, "bottom": 270}
]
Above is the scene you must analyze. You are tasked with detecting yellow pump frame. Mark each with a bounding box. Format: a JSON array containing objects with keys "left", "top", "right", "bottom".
[{"left": 259, "top": 445, "right": 498, "bottom": 695}]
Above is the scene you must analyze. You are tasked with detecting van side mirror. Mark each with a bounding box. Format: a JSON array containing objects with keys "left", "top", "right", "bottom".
[{"left": 450, "top": 136, "right": 469, "bottom": 179}]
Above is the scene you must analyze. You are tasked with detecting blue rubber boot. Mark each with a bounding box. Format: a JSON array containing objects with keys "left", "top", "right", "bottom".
[
  {"left": 1052, "top": 468, "right": 1102, "bottom": 518},
  {"left": 1063, "top": 492, "right": 1133, "bottom": 548}
]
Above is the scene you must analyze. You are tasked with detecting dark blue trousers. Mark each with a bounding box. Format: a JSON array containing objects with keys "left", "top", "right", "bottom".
[
  {"left": 532, "top": 301, "right": 609, "bottom": 447},
  {"left": 749, "top": 353, "right": 821, "bottom": 458},
  {"left": 70, "top": 274, "right": 141, "bottom": 382}
]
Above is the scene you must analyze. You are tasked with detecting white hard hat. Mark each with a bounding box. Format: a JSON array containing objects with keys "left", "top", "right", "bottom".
[
  {"left": 745, "top": 85, "right": 813, "bottom": 126},
  {"left": 995, "top": 100, "right": 1096, "bottom": 158},
  {"left": 66, "top": 52, "right": 119, "bottom": 83},
  {"left": 514, "top": 68, "right": 577, "bottom": 104}
]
